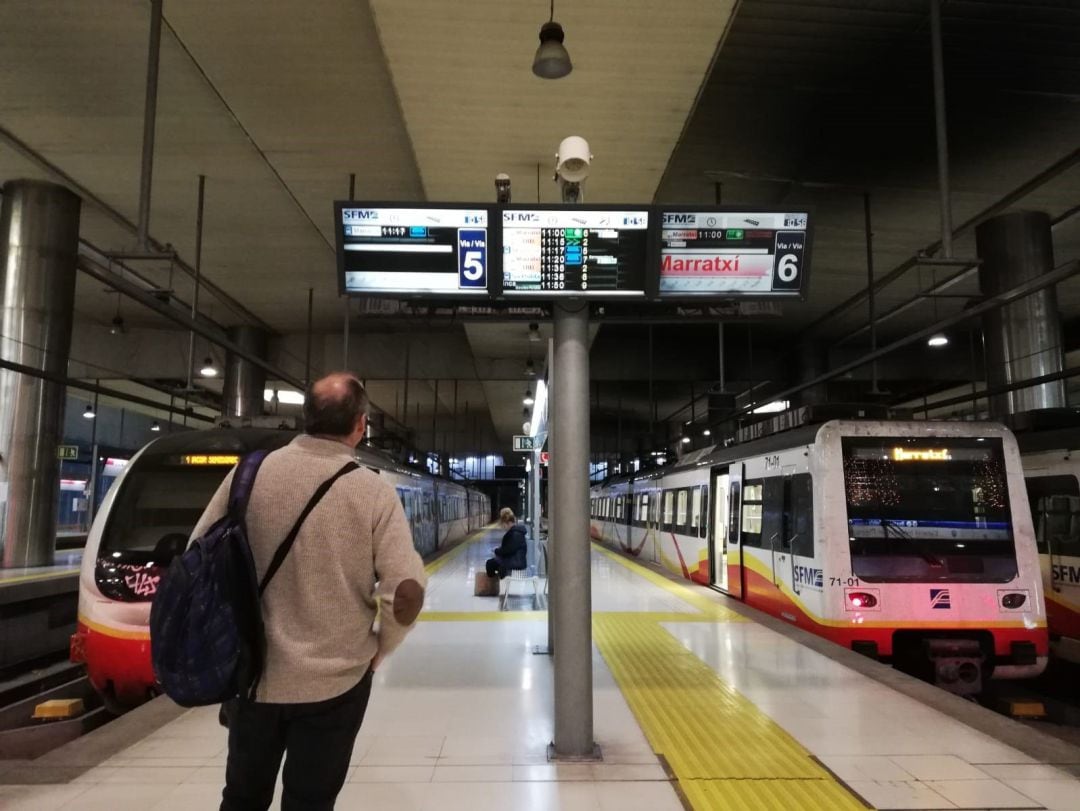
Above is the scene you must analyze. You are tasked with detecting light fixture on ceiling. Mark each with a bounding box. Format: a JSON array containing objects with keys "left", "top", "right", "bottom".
[
  {"left": 200, "top": 356, "right": 219, "bottom": 377},
  {"left": 532, "top": 0, "right": 572, "bottom": 79},
  {"left": 150, "top": 421, "right": 161, "bottom": 432},
  {"left": 525, "top": 359, "right": 537, "bottom": 377},
  {"left": 681, "top": 436, "right": 691, "bottom": 445},
  {"left": 83, "top": 403, "right": 95, "bottom": 420},
  {"left": 110, "top": 315, "right": 126, "bottom": 336},
  {"left": 523, "top": 421, "right": 532, "bottom": 433},
  {"left": 528, "top": 322, "right": 541, "bottom": 343},
  {"left": 523, "top": 389, "right": 535, "bottom": 406},
  {"left": 927, "top": 333, "right": 949, "bottom": 348},
  {"left": 703, "top": 428, "right": 712, "bottom": 437}
]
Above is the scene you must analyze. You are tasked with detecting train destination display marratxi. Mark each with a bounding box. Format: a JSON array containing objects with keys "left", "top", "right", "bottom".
[
  {"left": 336, "top": 204, "right": 490, "bottom": 296},
  {"left": 657, "top": 210, "right": 810, "bottom": 297}
]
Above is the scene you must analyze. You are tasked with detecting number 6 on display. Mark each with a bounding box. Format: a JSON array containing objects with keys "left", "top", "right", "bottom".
[{"left": 772, "top": 231, "right": 805, "bottom": 292}]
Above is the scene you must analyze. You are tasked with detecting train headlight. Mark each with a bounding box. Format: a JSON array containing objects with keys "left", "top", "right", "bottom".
[
  {"left": 1000, "top": 592, "right": 1027, "bottom": 610},
  {"left": 846, "top": 591, "right": 878, "bottom": 610}
]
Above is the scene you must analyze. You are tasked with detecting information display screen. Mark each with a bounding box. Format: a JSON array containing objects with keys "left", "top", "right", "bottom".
[
  {"left": 336, "top": 204, "right": 492, "bottom": 296},
  {"left": 656, "top": 210, "right": 810, "bottom": 297},
  {"left": 501, "top": 208, "right": 649, "bottom": 297}
]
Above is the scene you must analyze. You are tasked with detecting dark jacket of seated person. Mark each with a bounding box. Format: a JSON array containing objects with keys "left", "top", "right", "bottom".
[{"left": 486, "top": 508, "right": 528, "bottom": 578}]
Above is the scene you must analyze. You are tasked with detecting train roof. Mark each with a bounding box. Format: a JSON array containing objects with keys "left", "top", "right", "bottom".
[{"left": 139, "top": 427, "right": 480, "bottom": 491}]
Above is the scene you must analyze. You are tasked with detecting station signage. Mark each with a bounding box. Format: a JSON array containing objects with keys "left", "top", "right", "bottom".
[
  {"left": 57, "top": 445, "right": 79, "bottom": 460},
  {"left": 513, "top": 435, "right": 537, "bottom": 452},
  {"left": 335, "top": 202, "right": 494, "bottom": 297},
  {"left": 655, "top": 209, "right": 811, "bottom": 299}
]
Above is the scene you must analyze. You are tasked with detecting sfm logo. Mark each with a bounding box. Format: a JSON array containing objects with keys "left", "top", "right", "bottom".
[
  {"left": 663, "top": 214, "right": 695, "bottom": 225},
  {"left": 793, "top": 565, "right": 823, "bottom": 589},
  {"left": 343, "top": 209, "right": 378, "bottom": 221},
  {"left": 1052, "top": 564, "right": 1080, "bottom": 585},
  {"left": 930, "top": 588, "right": 952, "bottom": 609},
  {"left": 504, "top": 212, "right": 540, "bottom": 223}
]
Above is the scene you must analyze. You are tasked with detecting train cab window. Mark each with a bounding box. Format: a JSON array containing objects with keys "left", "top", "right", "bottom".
[
  {"left": 1027, "top": 475, "right": 1080, "bottom": 557},
  {"left": 741, "top": 481, "right": 763, "bottom": 547},
  {"left": 662, "top": 491, "right": 675, "bottom": 531},
  {"left": 843, "top": 436, "right": 1018, "bottom": 583}
]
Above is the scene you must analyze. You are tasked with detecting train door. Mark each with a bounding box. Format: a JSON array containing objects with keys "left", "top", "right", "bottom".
[
  {"left": 647, "top": 486, "right": 661, "bottom": 564},
  {"left": 727, "top": 466, "right": 745, "bottom": 599},
  {"left": 710, "top": 467, "right": 730, "bottom": 591}
]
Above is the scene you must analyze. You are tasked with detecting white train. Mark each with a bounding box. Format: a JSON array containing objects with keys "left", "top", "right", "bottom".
[
  {"left": 70, "top": 428, "right": 489, "bottom": 711},
  {"left": 591, "top": 419, "right": 1048, "bottom": 693},
  {"left": 1017, "top": 426, "right": 1080, "bottom": 663}
]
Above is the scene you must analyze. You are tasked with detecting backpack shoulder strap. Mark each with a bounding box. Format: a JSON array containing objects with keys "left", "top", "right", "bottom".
[
  {"left": 257, "top": 461, "right": 359, "bottom": 596},
  {"left": 227, "top": 450, "right": 270, "bottom": 520}
]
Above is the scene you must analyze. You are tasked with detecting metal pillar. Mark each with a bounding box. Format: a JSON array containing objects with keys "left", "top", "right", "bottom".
[
  {"left": 550, "top": 301, "right": 596, "bottom": 759},
  {"left": 930, "top": 0, "right": 954, "bottom": 259},
  {"left": 136, "top": 0, "right": 163, "bottom": 248},
  {"left": 794, "top": 340, "right": 829, "bottom": 407},
  {"left": 0, "top": 180, "right": 81, "bottom": 568},
  {"left": 976, "top": 211, "right": 1065, "bottom": 418},
  {"left": 223, "top": 326, "right": 268, "bottom": 421}
]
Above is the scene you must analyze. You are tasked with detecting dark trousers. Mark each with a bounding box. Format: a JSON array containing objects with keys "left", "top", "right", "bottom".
[
  {"left": 220, "top": 670, "right": 374, "bottom": 811},
  {"left": 486, "top": 557, "right": 508, "bottom": 579}
]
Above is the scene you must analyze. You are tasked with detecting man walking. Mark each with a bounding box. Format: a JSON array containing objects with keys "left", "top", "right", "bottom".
[{"left": 190, "top": 373, "right": 426, "bottom": 810}]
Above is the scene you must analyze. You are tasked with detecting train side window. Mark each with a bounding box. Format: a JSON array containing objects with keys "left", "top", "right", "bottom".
[
  {"left": 728, "top": 481, "right": 742, "bottom": 546},
  {"left": 787, "top": 474, "right": 815, "bottom": 558},
  {"left": 662, "top": 490, "right": 674, "bottom": 531},
  {"left": 638, "top": 493, "right": 649, "bottom": 526},
  {"left": 615, "top": 495, "right": 624, "bottom": 520},
  {"left": 676, "top": 489, "right": 689, "bottom": 533},
  {"left": 762, "top": 477, "right": 784, "bottom": 550},
  {"left": 691, "top": 487, "right": 702, "bottom": 532},
  {"left": 1027, "top": 475, "right": 1080, "bottom": 556},
  {"left": 699, "top": 486, "right": 709, "bottom": 539},
  {"left": 741, "top": 481, "right": 763, "bottom": 547}
]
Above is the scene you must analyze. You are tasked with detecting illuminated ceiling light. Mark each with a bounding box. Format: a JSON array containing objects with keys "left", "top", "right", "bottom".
[
  {"left": 681, "top": 436, "right": 691, "bottom": 445},
  {"left": 528, "top": 322, "right": 541, "bottom": 343},
  {"left": 200, "top": 357, "right": 219, "bottom": 377},
  {"left": 83, "top": 403, "right": 96, "bottom": 419},
  {"left": 523, "top": 421, "right": 532, "bottom": 433},
  {"left": 523, "top": 389, "right": 535, "bottom": 406},
  {"left": 150, "top": 421, "right": 161, "bottom": 432},
  {"left": 752, "top": 399, "right": 790, "bottom": 415},
  {"left": 263, "top": 388, "right": 304, "bottom": 405},
  {"left": 927, "top": 333, "right": 949, "bottom": 348},
  {"left": 703, "top": 428, "right": 711, "bottom": 436},
  {"left": 532, "top": 1, "right": 572, "bottom": 79}
]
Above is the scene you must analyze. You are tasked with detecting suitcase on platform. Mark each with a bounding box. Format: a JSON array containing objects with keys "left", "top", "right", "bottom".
[{"left": 474, "top": 571, "right": 500, "bottom": 597}]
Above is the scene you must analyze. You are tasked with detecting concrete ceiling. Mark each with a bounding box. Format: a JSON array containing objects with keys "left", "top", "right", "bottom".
[{"left": 0, "top": 0, "right": 1078, "bottom": 459}]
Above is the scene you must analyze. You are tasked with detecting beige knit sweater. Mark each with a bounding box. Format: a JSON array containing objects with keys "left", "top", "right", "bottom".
[{"left": 191, "top": 434, "right": 427, "bottom": 704}]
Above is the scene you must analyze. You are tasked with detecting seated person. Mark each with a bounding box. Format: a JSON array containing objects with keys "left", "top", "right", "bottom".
[{"left": 486, "top": 508, "right": 528, "bottom": 579}]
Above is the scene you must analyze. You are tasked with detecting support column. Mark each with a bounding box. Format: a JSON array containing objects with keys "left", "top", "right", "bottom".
[
  {"left": 0, "top": 180, "right": 81, "bottom": 568},
  {"left": 976, "top": 211, "right": 1064, "bottom": 419},
  {"left": 793, "top": 340, "right": 829, "bottom": 407},
  {"left": 551, "top": 302, "right": 596, "bottom": 759},
  {"left": 223, "top": 325, "right": 268, "bottom": 421}
]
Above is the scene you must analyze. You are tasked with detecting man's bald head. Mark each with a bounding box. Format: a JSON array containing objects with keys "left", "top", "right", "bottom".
[{"left": 303, "top": 373, "right": 370, "bottom": 439}]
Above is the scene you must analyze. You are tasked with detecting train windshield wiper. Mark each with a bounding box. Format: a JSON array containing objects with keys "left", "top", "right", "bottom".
[{"left": 880, "top": 518, "right": 943, "bottom": 567}]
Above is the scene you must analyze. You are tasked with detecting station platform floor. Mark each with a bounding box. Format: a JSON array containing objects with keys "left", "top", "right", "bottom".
[
  {"left": 0, "top": 550, "right": 82, "bottom": 589},
  {"left": 4, "top": 528, "right": 1080, "bottom": 810}
]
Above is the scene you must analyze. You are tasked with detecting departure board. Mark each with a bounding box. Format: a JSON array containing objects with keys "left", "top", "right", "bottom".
[
  {"left": 656, "top": 210, "right": 810, "bottom": 298},
  {"left": 336, "top": 204, "right": 492, "bottom": 296},
  {"left": 501, "top": 208, "right": 649, "bottom": 297}
]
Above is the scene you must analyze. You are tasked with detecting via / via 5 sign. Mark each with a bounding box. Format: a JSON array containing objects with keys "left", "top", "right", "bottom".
[{"left": 457, "top": 229, "right": 487, "bottom": 289}]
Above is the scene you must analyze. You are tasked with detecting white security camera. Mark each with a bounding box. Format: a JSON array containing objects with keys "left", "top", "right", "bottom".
[{"left": 555, "top": 136, "right": 591, "bottom": 183}]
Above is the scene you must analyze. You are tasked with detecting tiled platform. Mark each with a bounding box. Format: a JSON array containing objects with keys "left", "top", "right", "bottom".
[{"left": 4, "top": 528, "right": 1080, "bottom": 810}]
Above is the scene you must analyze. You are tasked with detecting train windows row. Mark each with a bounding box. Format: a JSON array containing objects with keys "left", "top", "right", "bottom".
[
  {"left": 740, "top": 474, "right": 814, "bottom": 558},
  {"left": 591, "top": 485, "right": 709, "bottom": 539},
  {"left": 397, "top": 488, "right": 483, "bottom": 524}
]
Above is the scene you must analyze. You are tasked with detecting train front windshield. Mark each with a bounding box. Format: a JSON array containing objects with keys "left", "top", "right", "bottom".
[
  {"left": 101, "top": 455, "right": 238, "bottom": 559},
  {"left": 842, "top": 437, "right": 1018, "bottom": 582}
]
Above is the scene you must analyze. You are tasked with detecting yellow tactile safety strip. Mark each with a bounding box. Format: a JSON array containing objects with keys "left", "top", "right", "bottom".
[
  {"left": 0, "top": 568, "right": 79, "bottom": 586},
  {"left": 593, "top": 615, "right": 868, "bottom": 810}
]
